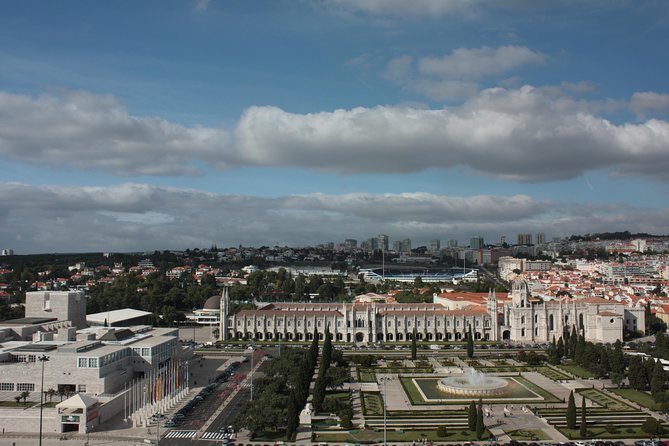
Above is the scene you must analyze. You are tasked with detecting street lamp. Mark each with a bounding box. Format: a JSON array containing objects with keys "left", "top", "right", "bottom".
[
  {"left": 379, "top": 375, "right": 390, "bottom": 446},
  {"left": 250, "top": 344, "right": 254, "bottom": 402},
  {"left": 38, "top": 354, "right": 49, "bottom": 446}
]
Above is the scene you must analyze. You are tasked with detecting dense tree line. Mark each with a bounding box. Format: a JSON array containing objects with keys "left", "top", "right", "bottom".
[
  {"left": 236, "top": 328, "right": 350, "bottom": 440},
  {"left": 237, "top": 343, "right": 316, "bottom": 440}
]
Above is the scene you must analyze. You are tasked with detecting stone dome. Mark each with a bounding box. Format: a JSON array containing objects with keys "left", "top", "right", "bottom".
[{"left": 203, "top": 295, "right": 221, "bottom": 310}]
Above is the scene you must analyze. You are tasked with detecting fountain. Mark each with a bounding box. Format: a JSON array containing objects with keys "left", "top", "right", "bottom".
[{"left": 437, "top": 368, "right": 509, "bottom": 397}]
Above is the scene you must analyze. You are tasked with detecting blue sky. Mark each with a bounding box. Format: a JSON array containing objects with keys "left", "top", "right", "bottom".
[{"left": 1, "top": 0, "right": 669, "bottom": 253}]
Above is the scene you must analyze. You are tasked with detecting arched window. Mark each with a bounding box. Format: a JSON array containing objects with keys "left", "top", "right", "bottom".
[
  {"left": 549, "top": 314, "right": 554, "bottom": 331},
  {"left": 521, "top": 315, "right": 525, "bottom": 325}
]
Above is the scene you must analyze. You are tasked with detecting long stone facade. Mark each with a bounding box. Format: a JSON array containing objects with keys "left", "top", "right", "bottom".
[
  {"left": 219, "top": 278, "right": 644, "bottom": 345},
  {"left": 219, "top": 287, "right": 498, "bottom": 343}
]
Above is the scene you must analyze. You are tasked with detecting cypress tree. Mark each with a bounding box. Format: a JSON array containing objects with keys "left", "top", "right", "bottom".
[
  {"left": 569, "top": 326, "right": 578, "bottom": 359},
  {"left": 468, "top": 400, "right": 477, "bottom": 431},
  {"left": 651, "top": 359, "right": 666, "bottom": 402},
  {"left": 557, "top": 337, "right": 565, "bottom": 361},
  {"left": 579, "top": 396, "right": 587, "bottom": 437},
  {"left": 286, "top": 389, "right": 299, "bottom": 440},
  {"left": 475, "top": 399, "right": 485, "bottom": 439},
  {"left": 628, "top": 355, "right": 644, "bottom": 391},
  {"left": 467, "top": 325, "right": 474, "bottom": 359},
  {"left": 566, "top": 390, "right": 576, "bottom": 429},
  {"left": 411, "top": 328, "right": 417, "bottom": 360},
  {"left": 310, "top": 326, "right": 319, "bottom": 365},
  {"left": 322, "top": 329, "right": 332, "bottom": 369},
  {"left": 645, "top": 356, "right": 656, "bottom": 390},
  {"left": 313, "top": 373, "right": 325, "bottom": 412}
]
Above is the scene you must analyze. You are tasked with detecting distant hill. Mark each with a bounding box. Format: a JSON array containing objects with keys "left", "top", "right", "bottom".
[{"left": 568, "top": 231, "right": 667, "bottom": 241}]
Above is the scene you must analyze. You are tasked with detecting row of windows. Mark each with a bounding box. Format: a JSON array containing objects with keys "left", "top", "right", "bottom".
[
  {"left": 132, "top": 347, "right": 152, "bottom": 356},
  {"left": 238, "top": 317, "right": 488, "bottom": 328},
  {"left": 77, "top": 357, "right": 98, "bottom": 368},
  {"left": 12, "top": 354, "right": 37, "bottom": 363},
  {"left": 99, "top": 348, "right": 131, "bottom": 367},
  {"left": 131, "top": 339, "right": 177, "bottom": 360},
  {"left": 0, "top": 383, "right": 86, "bottom": 393}
]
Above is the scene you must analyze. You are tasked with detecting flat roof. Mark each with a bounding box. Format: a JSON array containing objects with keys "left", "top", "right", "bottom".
[
  {"left": 86, "top": 308, "right": 152, "bottom": 324},
  {"left": 0, "top": 317, "right": 58, "bottom": 326},
  {"left": 128, "top": 335, "right": 175, "bottom": 347},
  {"left": 14, "top": 343, "right": 59, "bottom": 352}
]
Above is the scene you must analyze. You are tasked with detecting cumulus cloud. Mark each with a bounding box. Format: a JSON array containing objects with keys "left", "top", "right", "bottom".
[
  {"left": 194, "top": 0, "right": 210, "bottom": 12},
  {"left": 2, "top": 182, "right": 668, "bottom": 253},
  {"left": 0, "top": 91, "right": 228, "bottom": 176},
  {"left": 418, "top": 46, "right": 544, "bottom": 79},
  {"left": 631, "top": 92, "right": 669, "bottom": 118},
  {"left": 323, "top": 0, "right": 479, "bottom": 18},
  {"left": 384, "top": 46, "right": 544, "bottom": 100},
  {"left": 1, "top": 88, "right": 669, "bottom": 182},
  {"left": 4, "top": 182, "right": 667, "bottom": 254}
]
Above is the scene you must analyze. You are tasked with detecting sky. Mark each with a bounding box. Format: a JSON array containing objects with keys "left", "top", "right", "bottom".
[{"left": 1, "top": 0, "right": 669, "bottom": 254}]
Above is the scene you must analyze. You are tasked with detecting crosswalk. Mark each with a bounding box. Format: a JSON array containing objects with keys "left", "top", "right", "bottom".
[
  {"left": 165, "top": 430, "right": 197, "bottom": 439},
  {"left": 163, "top": 430, "right": 236, "bottom": 441}
]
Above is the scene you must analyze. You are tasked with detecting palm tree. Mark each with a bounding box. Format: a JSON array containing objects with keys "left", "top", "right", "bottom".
[
  {"left": 20, "top": 391, "right": 30, "bottom": 405},
  {"left": 47, "top": 388, "right": 56, "bottom": 403}
]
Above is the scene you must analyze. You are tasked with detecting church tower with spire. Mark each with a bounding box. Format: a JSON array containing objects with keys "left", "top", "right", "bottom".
[
  {"left": 219, "top": 285, "right": 230, "bottom": 341},
  {"left": 487, "top": 289, "right": 499, "bottom": 341}
]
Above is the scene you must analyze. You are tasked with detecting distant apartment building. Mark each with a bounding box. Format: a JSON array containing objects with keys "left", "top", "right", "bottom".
[
  {"left": 430, "top": 239, "right": 441, "bottom": 253},
  {"left": 447, "top": 239, "right": 458, "bottom": 248},
  {"left": 377, "top": 234, "right": 389, "bottom": 251},
  {"left": 536, "top": 232, "right": 546, "bottom": 245},
  {"left": 344, "top": 239, "right": 357, "bottom": 250},
  {"left": 393, "top": 238, "right": 411, "bottom": 253},
  {"left": 469, "top": 236, "right": 484, "bottom": 249},
  {"left": 517, "top": 233, "right": 533, "bottom": 245},
  {"left": 0, "top": 249, "right": 14, "bottom": 256}
]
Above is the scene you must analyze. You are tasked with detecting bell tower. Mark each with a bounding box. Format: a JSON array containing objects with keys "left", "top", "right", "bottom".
[{"left": 219, "top": 286, "right": 230, "bottom": 341}]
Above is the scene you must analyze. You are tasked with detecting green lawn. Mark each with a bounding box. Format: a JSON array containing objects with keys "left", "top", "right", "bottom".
[
  {"left": 0, "top": 401, "right": 31, "bottom": 407},
  {"left": 361, "top": 392, "right": 384, "bottom": 416},
  {"left": 558, "top": 426, "right": 651, "bottom": 440},
  {"left": 251, "top": 430, "right": 288, "bottom": 441},
  {"left": 507, "top": 429, "right": 551, "bottom": 441},
  {"left": 537, "top": 367, "right": 572, "bottom": 381},
  {"left": 400, "top": 376, "right": 560, "bottom": 405},
  {"left": 609, "top": 388, "right": 661, "bottom": 410},
  {"left": 578, "top": 388, "right": 634, "bottom": 411},
  {"left": 558, "top": 364, "right": 595, "bottom": 379},
  {"left": 313, "top": 428, "right": 488, "bottom": 443},
  {"left": 358, "top": 369, "right": 376, "bottom": 382}
]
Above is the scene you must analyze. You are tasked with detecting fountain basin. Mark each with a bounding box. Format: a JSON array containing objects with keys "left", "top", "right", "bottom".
[{"left": 437, "top": 369, "right": 509, "bottom": 397}]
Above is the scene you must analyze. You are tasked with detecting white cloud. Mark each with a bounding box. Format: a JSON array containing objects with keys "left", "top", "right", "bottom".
[
  {"left": 3, "top": 182, "right": 667, "bottom": 253},
  {"left": 323, "top": 0, "right": 479, "bottom": 18},
  {"left": 194, "top": 0, "right": 210, "bottom": 12},
  {"left": 384, "top": 46, "right": 544, "bottom": 100},
  {"left": 418, "top": 46, "right": 544, "bottom": 79},
  {"left": 631, "top": 92, "right": 669, "bottom": 117},
  {"left": 1, "top": 88, "right": 669, "bottom": 182},
  {"left": 0, "top": 91, "right": 229, "bottom": 176}
]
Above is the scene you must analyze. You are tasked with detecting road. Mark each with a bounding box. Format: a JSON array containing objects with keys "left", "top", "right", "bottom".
[{"left": 159, "top": 352, "right": 259, "bottom": 445}]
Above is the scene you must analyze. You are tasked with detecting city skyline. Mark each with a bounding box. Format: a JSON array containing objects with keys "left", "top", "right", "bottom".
[{"left": 1, "top": 1, "right": 669, "bottom": 254}]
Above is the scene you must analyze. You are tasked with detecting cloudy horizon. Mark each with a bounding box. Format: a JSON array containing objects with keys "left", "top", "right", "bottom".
[{"left": 1, "top": 1, "right": 668, "bottom": 254}]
